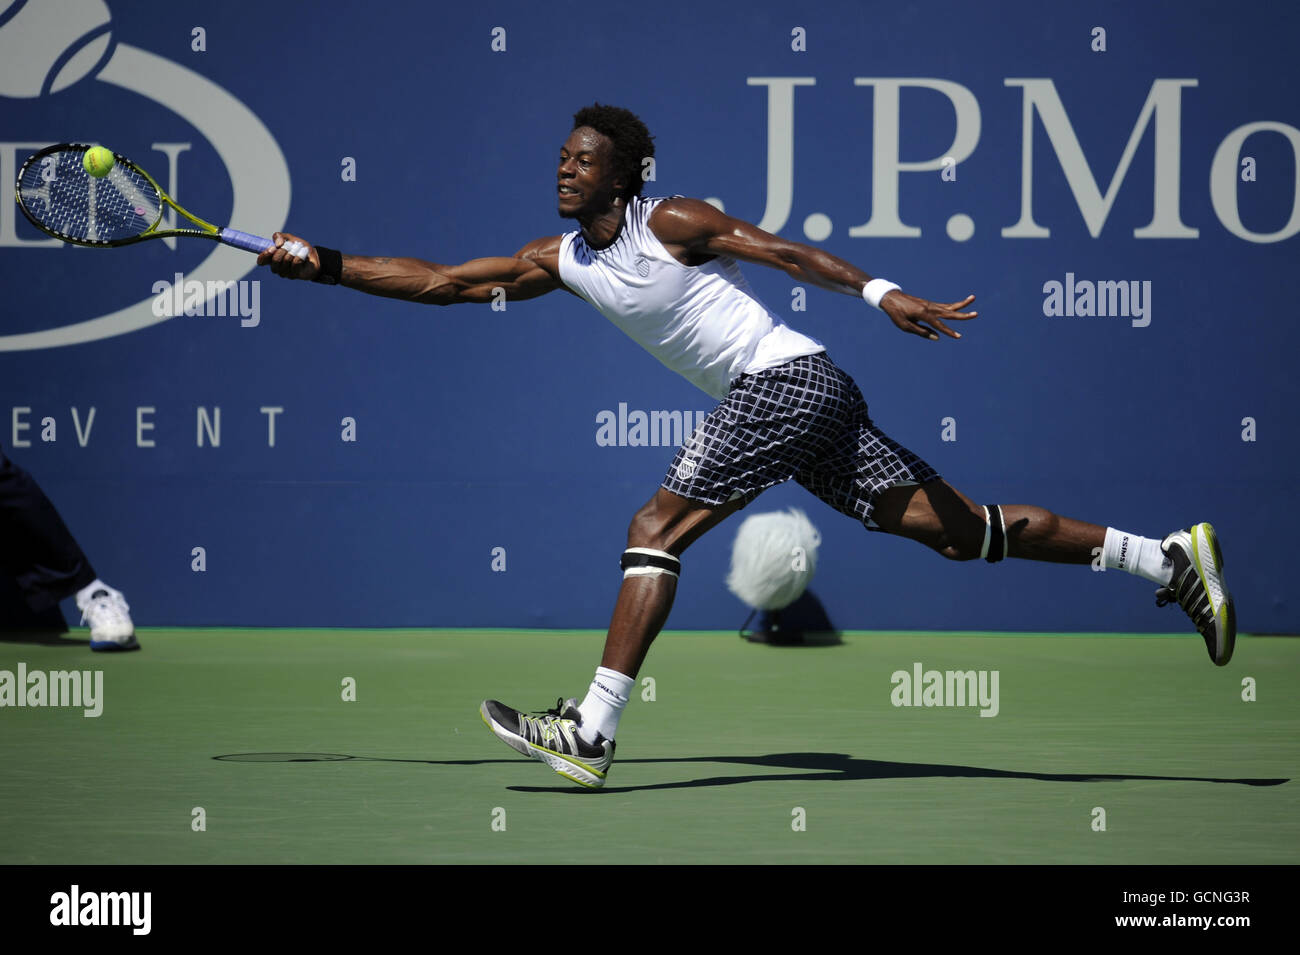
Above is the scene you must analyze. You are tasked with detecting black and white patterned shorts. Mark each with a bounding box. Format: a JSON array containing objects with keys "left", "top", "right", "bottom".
[{"left": 661, "top": 352, "right": 939, "bottom": 528}]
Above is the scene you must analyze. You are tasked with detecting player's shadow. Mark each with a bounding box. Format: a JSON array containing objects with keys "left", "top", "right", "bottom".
[
  {"left": 212, "top": 751, "right": 1289, "bottom": 791},
  {"left": 512, "top": 753, "right": 1291, "bottom": 793}
]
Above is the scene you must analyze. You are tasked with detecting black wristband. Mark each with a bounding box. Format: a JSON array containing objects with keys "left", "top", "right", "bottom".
[{"left": 312, "top": 246, "right": 342, "bottom": 285}]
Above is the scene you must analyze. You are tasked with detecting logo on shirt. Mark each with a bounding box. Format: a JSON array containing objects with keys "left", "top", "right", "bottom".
[
  {"left": 634, "top": 253, "right": 651, "bottom": 278},
  {"left": 676, "top": 456, "right": 698, "bottom": 481}
]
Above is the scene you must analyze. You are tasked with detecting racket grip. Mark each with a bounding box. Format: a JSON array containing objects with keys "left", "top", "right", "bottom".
[{"left": 219, "top": 228, "right": 275, "bottom": 254}]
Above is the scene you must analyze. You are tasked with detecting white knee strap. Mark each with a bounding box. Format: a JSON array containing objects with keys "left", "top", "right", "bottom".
[
  {"left": 980, "top": 505, "right": 1007, "bottom": 563},
  {"left": 621, "top": 547, "right": 681, "bottom": 579}
]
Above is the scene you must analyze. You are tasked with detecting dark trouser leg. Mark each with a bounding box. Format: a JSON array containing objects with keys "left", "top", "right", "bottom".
[{"left": 0, "top": 448, "right": 98, "bottom": 613}]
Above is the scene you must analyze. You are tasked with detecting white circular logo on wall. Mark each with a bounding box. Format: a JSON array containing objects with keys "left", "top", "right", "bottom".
[{"left": 0, "top": 0, "right": 292, "bottom": 350}]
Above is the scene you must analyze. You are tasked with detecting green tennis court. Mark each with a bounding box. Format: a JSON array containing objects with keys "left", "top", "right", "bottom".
[{"left": 1, "top": 629, "right": 1295, "bottom": 864}]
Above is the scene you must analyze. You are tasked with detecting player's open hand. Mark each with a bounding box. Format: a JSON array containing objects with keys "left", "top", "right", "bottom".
[
  {"left": 881, "top": 291, "right": 977, "bottom": 342},
  {"left": 258, "top": 232, "right": 320, "bottom": 280}
]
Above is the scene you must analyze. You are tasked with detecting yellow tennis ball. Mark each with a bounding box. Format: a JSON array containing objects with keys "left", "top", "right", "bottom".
[{"left": 83, "top": 145, "right": 114, "bottom": 178}]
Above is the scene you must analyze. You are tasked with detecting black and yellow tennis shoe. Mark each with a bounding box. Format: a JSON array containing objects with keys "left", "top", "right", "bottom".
[
  {"left": 480, "top": 697, "right": 615, "bottom": 788},
  {"left": 1157, "top": 523, "right": 1236, "bottom": 666}
]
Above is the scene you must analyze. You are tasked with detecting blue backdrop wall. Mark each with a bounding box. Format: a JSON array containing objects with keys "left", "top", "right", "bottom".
[{"left": 1, "top": 0, "right": 1296, "bottom": 631}]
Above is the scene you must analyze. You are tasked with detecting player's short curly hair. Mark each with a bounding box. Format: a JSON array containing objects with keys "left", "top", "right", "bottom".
[{"left": 572, "top": 103, "right": 656, "bottom": 199}]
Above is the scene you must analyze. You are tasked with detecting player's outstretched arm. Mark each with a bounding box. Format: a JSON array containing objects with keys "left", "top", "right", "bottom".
[
  {"left": 257, "top": 234, "right": 564, "bottom": 305},
  {"left": 649, "top": 198, "right": 977, "bottom": 342}
]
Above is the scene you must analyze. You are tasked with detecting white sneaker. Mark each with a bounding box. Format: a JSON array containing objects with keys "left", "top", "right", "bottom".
[{"left": 75, "top": 581, "right": 139, "bottom": 651}]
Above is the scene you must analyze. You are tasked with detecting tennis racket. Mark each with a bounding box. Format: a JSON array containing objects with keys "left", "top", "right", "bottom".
[{"left": 14, "top": 142, "right": 307, "bottom": 259}]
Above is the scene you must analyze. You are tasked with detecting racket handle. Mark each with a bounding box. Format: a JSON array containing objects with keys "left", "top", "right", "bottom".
[
  {"left": 219, "top": 228, "right": 310, "bottom": 260},
  {"left": 219, "top": 228, "right": 275, "bottom": 254}
]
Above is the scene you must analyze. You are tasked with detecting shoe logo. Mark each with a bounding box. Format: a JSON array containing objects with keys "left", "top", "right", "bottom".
[{"left": 540, "top": 719, "right": 577, "bottom": 750}]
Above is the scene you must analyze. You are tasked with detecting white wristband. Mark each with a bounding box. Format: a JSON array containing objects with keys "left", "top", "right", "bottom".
[{"left": 862, "top": 278, "right": 901, "bottom": 309}]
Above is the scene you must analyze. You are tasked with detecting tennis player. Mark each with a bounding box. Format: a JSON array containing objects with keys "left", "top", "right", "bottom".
[{"left": 260, "top": 104, "right": 1235, "bottom": 788}]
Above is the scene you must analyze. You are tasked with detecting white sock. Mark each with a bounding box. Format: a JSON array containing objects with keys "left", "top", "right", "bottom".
[
  {"left": 1103, "top": 528, "right": 1173, "bottom": 585},
  {"left": 576, "top": 667, "right": 634, "bottom": 743}
]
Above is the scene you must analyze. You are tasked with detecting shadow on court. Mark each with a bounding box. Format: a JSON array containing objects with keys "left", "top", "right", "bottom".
[
  {"left": 0, "top": 630, "right": 85, "bottom": 646},
  {"left": 0, "top": 585, "right": 82, "bottom": 645},
  {"left": 213, "top": 752, "right": 1289, "bottom": 791}
]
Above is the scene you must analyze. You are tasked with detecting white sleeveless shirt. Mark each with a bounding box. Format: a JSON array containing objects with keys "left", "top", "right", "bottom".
[{"left": 557, "top": 196, "right": 824, "bottom": 398}]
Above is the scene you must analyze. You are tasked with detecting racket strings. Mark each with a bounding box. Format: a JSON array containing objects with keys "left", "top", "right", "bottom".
[{"left": 17, "top": 149, "right": 161, "bottom": 244}]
